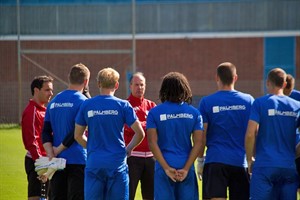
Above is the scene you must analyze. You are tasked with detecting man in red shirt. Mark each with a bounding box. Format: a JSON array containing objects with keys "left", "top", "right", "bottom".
[
  {"left": 124, "top": 72, "right": 156, "bottom": 200},
  {"left": 22, "top": 75, "right": 53, "bottom": 200}
]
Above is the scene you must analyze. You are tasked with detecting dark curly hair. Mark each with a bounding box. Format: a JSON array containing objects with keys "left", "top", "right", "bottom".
[{"left": 159, "top": 72, "right": 192, "bottom": 104}]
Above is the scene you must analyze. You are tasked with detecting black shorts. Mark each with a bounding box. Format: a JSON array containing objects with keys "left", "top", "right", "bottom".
[
  {"left": 49, "top": 164, "right": 85, "bottom": 200},
  {"left": 202, "top": 162, "right": 250, "bottom": 200},
  {"left": 25, "top": 156, "right": 49, "bottom": 197},
  {"left": 127, "top": 156, "right": 155, "bottom": 200}
]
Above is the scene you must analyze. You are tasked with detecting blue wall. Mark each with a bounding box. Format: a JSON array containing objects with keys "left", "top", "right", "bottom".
[{"left": 264, "top": 37, "right": 296, "bottom": 93}]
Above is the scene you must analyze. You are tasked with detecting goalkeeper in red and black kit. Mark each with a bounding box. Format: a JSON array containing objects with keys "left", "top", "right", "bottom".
[
  {"left": 124, "top": 72, "right": 156, "bottom": 200},
  {"left": 21, "top": 75, "right": 53, "bottom": 200}
]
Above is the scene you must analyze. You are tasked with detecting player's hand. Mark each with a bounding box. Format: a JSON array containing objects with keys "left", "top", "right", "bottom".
[
  {"left": 35, "top": 157, "right": 66, "bottom": 182},
  {"left": 37, "top": 167, "right": 56, "bottom": 183},
  {"left": 164, "top": 167, "right": 178, "bottom": 182},
  {"left": 126, "top": 148, "right": 132, "bottom": 157},
  {"left": 176, "top": 169, "right": 188, "bottom": 182},
  {"left": 197, "top": 157, "right": 205, "bottom": 180},
  {"left": 46, "top": 152, "right": 55, "bottom": 161},
  {"left": 247, "top": 157, "right": 255, "bottom": 175},
  {"left": 37, "top": 174, "right": 48, "bottom": 183}
]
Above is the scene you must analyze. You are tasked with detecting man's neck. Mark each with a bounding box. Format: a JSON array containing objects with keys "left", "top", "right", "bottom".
[
  {"left": 130, "top": 93, "right": 143, "bottom": 100},
  {"left": 32, "top": 96, "right": 45, "bottom": 107},
  {"left": 100, "top": 88, "right": 115, "bottom": 96},
  {"left": 268, "top": 88, "right": 284, "bottom": 96},
  {"left": 68, "top": 84, "right": 84, "bottom": 93},
  {"left": 218, "top": 84, "right": 234, "bottom": 91}
]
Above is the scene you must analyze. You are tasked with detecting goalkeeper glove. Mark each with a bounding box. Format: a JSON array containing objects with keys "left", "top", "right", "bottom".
[
  {"left": 197, "top": 157, "right": 205, "bottom": 180},
  {"left": 35, "top": 157, "right": 66, "bottom": 182}
]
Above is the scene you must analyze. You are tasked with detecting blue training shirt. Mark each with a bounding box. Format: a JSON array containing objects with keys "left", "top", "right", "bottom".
[
  {"left": 289, "top": 89, "right": 300, "bottom": 143},
  {"left": 146, "top": 101, "right": 203, "bottom": 170},
  {"left": 250, "top": 94, "right": 300, "bottom": 169},
  {"left": 199, "top": 90, "right": 254, "bottom": 167},
  {"left": 290, "top": 89, "right": 300, "bottom": 101},
  {"left": 75, "top": 95, "right": 137, "bottom": 171},
  {"left": 44, "top": 90, "right": 87, "bottom": 164}
]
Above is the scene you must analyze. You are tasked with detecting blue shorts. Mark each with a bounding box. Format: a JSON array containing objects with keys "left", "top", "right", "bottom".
[
  {"left": 250, "top": 167, "right": 299, "bottom": 200},
  {"left": 85, "top": 164, "right": 129, "bottom": 200},
  {"left": 154, "top": 167, "right": 198, "bottom": 200}
]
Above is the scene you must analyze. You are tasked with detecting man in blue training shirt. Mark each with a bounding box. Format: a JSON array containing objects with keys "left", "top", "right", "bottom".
[
  {"left": 245, "top": 68, "right": 300, "bottom": 199},
  {"left": 74, "top": 67, "right": 145, "bottom": 200},
  {"left": 42, "top": 63, "right": 90, "bottom": 200},
  {"left": 198, "top": 62, "right": 254, "bottom": 200},
  {"left": 147, "top": 72, "right": 203, "bottom": 200}
]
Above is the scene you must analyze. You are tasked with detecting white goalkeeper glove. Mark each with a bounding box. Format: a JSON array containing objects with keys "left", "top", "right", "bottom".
[
  {"left": 196, "top": 157, "right": 205, "bottom": 180},
  {"left": 35, "top": 157, "right": 66, "bottom": 171},
  {"left": 35, "top": 157, "right": 66, "bottom": 182},
  {"left": 34, "top": 156, "right": 49, "bottom": 166}
]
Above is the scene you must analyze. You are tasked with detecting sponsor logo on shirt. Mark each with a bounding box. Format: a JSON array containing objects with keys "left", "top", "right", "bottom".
[
  {"left": 87, "top": 110, "right": 118, "bottom": 117},
  {"left": 212, "top": 105, "right": 246, "bottom": 113},
  {"left": 268, "top": 109, "right": 298, "bottom": 117},
  {"left": 159, "top": 113, "right": 193, "bottom": 121},
  {"left": 50, "top": 102, "right": 73, "bottom": 109}
]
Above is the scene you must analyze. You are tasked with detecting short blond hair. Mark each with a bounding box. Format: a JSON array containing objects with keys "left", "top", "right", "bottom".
[{"left": 97, "top": 67, "right": 120, "bottom": 89}]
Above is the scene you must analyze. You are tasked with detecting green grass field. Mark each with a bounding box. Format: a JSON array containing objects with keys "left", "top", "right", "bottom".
[
  {"left": 0, "top": 126, "right": 203, "bottom": 200},
  {"left": 0, "top": 125, "right": 27, "bottom": 200}
]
